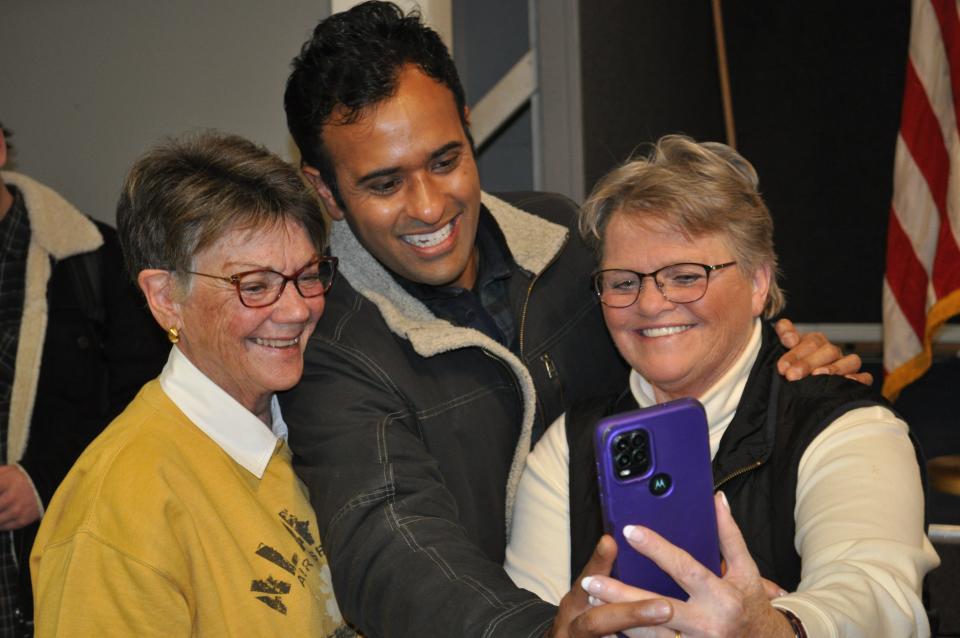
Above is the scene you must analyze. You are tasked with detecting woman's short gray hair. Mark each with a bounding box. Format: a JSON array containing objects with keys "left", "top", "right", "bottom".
[
  {"left": 579, "top": 134, "right": 784, "bottom": 317},
  {"left": 116, "top": 131, "right": 327, "bottom": 286}
]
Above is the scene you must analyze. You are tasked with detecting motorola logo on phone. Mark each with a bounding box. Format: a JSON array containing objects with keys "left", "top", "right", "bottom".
[{"left": 649, "top": 472, "right": 672, "bottom": 496}]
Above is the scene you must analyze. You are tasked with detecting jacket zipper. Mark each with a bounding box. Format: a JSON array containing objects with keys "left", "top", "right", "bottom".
[
  {"left": 518, "top": 234, "right": 569, "bottom": 359},
  {"left": 517, "top": 234, "right": 569, "bottom": 426},
  {"left": 713, "top": 458, "right": 764, "bottom": 491},
  {"left": 541, "top": 353, "right": 559, "bottom": 379}
]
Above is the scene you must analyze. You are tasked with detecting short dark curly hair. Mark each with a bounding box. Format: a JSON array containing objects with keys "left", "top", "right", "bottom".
[{"left": 284, "top": 1, "right": 470, "bottom": 208}]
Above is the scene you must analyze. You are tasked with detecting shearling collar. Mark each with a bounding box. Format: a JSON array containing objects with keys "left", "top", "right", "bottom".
[
  {"left": 329, "top": 191, "right": 567, "bottom": 353},
  {"left": 2, "top": 171, "right": 103, "bottom": 258},
  {"left": 3, "top": 171, "right": 102, "bottom": 468}
]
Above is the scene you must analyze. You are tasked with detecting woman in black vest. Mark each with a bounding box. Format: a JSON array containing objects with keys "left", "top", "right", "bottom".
[{"left": 505, "top": 135, "right": 938, "bottom": 637}]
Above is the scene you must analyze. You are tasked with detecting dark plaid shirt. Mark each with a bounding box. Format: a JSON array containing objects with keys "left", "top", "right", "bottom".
[
  {"left": 0, "top": 184, "right": 30, "bottom": 635},
  {"left": 0, "top": 186, "right": 29, "bottom": 464},
  {"left": 396, "top": 207, "right": 520, "bottom": 350}
]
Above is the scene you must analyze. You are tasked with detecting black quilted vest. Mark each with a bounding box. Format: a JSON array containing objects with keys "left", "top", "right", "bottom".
[{"left": 566, "top": 322, "right": 904, "bottom": 591}]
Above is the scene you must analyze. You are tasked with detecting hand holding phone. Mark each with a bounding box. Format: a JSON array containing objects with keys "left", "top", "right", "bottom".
[{"left": 593, "top": 398, "right": 721, "bottom": 600}]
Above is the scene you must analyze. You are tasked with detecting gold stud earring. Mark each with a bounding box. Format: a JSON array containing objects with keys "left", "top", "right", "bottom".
[{"left": 167, "top": 327, "right": 180, "bottom": 344}]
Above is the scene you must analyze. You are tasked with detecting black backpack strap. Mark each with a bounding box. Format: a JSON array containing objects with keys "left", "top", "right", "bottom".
[
  {"left": 58, "top": 249, "right": 108, "bottom": 414},
  {"left": 63, "top": 249, "right": 105, "bottom": 328}
]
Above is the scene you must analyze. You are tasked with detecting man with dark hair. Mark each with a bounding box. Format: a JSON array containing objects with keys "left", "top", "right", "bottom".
[
  {"left": 280, "top": 3, "right": 866, "bottom": 636},
  {"left": 284, "top": 0, "right": 473, "bottom": 214},
  {"left": 0, "top": 122, "right": 166, "bottom": 634}
]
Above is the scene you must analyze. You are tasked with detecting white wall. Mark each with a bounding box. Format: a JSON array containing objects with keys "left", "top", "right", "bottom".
[
  {"left": 332, "top": 0, "right": 452, "bottom": 48},
  {"left": 0, "top": 1, "right": 329, "bottom": 224}
]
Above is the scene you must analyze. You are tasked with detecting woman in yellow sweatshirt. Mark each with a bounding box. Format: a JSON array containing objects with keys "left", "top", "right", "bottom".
[{"left": 30, "top": 132, "right": 354, "bottom": 637}]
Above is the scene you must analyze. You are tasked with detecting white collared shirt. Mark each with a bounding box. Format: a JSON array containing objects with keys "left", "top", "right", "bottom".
[{"left": 158, "top": 346, "right": 286, "bottom": 479}]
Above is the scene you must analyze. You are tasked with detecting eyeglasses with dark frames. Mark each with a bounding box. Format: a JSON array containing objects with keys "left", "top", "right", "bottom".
[
  {"left": 187, "top": 256, "right": 338, "bottom": 308},
  {"left": 592, "top": 261, "right": 737, "bottom": 308}
]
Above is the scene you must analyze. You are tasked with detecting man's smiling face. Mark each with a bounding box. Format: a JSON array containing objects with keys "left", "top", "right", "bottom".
[{"left": 311, "top": 64, "right": 482, "bottom": 289}]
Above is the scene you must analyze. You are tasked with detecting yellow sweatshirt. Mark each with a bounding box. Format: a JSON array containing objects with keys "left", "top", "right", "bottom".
[{"left": 31, "top": 379, "right": 354, "bottom": 637}]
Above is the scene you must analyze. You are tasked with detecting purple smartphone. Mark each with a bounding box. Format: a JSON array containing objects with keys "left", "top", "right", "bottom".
[{"left": 593, "top": 398, "right": 721, "bottom": 600}]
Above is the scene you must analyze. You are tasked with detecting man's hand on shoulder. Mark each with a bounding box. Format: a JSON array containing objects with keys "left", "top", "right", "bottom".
[
  {"left": 774, "top": 318, "right": 873, "bottom": 385},
  {"left": 0, "top": 465, "right": 41, "bottom": 530}
]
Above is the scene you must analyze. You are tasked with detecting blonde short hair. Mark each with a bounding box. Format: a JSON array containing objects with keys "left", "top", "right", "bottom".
[{"left": 579, "top": 134, "right": 784, "bottom": 317}]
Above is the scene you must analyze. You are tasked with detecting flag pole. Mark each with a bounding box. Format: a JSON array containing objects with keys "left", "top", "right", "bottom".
[{"left": 711, "top": 0, "right": 736, "bottom": 149}]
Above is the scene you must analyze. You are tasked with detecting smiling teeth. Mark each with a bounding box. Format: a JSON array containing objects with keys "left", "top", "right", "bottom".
[
  {"left": 254, "top": 337, "right": 299, "bottom": 348},
  {"left": 401, "top": 221, "right": 453, "bottom": 248},
  {"left": 640, "top": 325, "right": 692, "bottom": 338}
]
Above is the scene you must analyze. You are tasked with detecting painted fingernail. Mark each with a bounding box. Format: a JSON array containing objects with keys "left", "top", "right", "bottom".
[
  {"left": 581, "top": 576, "right": 602, "bottom": 594},
  {"left": 624, "top": 525, "right": 645, "bottom": 542},
  {"left": 719, "top": 491, "right": 730, "bottom": 511}
]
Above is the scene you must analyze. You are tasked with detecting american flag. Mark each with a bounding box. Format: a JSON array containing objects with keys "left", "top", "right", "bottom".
[{"left": 883, "top": 0, "right": 960, "bottom": 400}]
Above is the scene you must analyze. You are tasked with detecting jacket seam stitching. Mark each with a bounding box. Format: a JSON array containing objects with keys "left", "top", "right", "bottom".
[
  {"left": 332, "top": 293, "right": 363, "bottom": 341},
  {"left": 482, "top": 600, "right": 555, "bottom": 637},
  {"left": 314, "top": 337, "right": 404, "bottom": 399},
  {"left": 412, "top": 383, "right": 516, "bottom": 420}
]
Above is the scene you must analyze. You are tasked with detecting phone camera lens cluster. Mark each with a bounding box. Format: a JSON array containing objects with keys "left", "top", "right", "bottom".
[{"left": 612, "top": 429, "right": 650, "bottom": 479}]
